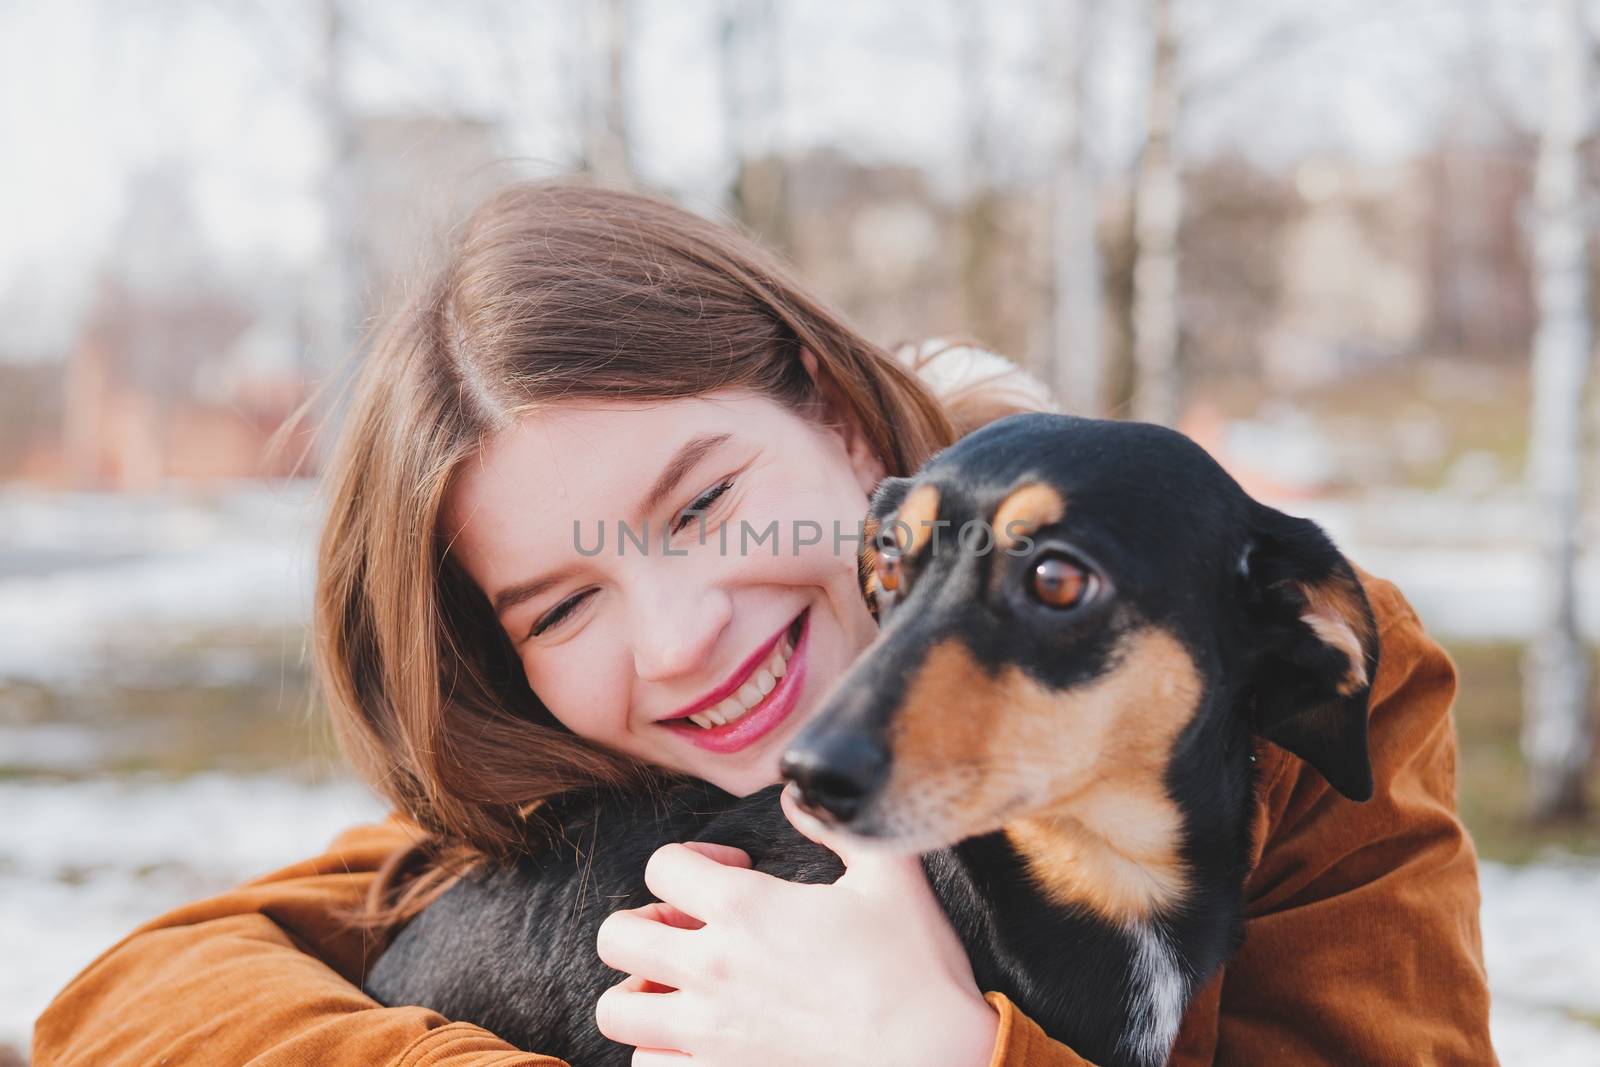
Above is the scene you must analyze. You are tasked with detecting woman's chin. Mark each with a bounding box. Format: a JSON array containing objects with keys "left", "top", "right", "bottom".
[{"left": 687, "top": 749, "right": 786, "bottom": 798}]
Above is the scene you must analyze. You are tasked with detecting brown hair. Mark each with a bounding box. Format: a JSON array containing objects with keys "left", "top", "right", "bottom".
[{"left": 314, "top": 177, "right": 1045, "bottom": 925}]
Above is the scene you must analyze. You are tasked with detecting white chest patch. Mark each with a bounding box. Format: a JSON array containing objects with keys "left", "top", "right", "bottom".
[{"left": 1122, "top": 922, "right": 1188, "bottom": 1067}]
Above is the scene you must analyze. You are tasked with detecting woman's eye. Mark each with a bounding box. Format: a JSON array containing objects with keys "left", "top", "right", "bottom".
[
  {"left": 530, "top": 590, "right": 593, "bottom": 637},
  {"left": 671, "top": 478, "right": 734, "bottom": 535}
]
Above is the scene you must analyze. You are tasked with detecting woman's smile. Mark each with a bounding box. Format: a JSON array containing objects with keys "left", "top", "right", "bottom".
[{"left": 657, "top": 606, "right": 810, "bottom": 754}]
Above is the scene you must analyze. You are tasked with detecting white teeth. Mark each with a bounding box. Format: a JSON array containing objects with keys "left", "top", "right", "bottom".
[{"left": 683, "top": 621, "right": 802, "bottom": 728}]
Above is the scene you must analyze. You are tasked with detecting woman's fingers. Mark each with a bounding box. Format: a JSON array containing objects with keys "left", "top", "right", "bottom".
[
  {"left": 643, "top": 841, "right": 765, "bottom": 923},
  {"left": 594, "top": 977, "right": 693, "bottom": 1052},
  {"left": 596, "top": 906, "right": 702, "bottom": 988},
  {"left": 628, "top": 899, "right": 703, "bottom": 932},
  {"left": 615, "top": 971, "right": 677, "bottom": 995},
  {"left": 678, "top": 839, "right": 754, "bottom": 870},
  {"left": 631, "top": 1050, "right": 692, "bottom": 1066}
]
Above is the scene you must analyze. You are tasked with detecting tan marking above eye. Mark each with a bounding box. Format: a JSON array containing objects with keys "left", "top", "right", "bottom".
[
  {"left": 891, "top": 483, "right": 941, "bottom": 559},
  {"left": 994, "top": 482, "right": 1066, "bottom": 550},
  {"left": 1033, "top": 555, "right": 1089, "bottom": 608}
]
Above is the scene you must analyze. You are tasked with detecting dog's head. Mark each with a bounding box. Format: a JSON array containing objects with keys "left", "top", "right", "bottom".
[{"left": 780, "top": 413, "right": 1377, "bottom": 920}]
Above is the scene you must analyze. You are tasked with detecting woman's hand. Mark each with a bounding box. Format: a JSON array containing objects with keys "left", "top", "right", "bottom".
[{"left": 594, "top": 783, "right": 1000, "bottom": 1067}]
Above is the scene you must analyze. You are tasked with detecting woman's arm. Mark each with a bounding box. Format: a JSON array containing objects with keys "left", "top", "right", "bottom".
[
  {"left": 32, "top": 818, "right": 562, "bottom": 1067},
  {"left": 982, "top": 567, "right": 1498, "bottom": 1067}
]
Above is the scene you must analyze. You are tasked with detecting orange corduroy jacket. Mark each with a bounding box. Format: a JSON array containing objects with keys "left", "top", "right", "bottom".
[{"left": 32, "top": 569, "right": 1498, "bottom": 1066}]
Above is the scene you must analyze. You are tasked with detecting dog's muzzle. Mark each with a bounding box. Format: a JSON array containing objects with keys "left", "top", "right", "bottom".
[{"left": 778, "top": 730, "right": 889, "bottom": 825}]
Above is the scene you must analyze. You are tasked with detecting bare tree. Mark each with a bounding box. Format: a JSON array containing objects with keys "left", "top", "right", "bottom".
[
  {"left": 1523, "top": 0, "right": 1595, "bottom": 821},
  {"left": 315, "top": 0, "right": 359, "bottom": 373},
  {"left": 1049, "top": 0, "right": 1105, "bottom": 417},
  {"left": 719, "top": 0, "right": 789, "bottom": 248},
  {"left": 957, "top": 0, "right": 1002, "bottom": 346},
  {"left": 1131, "top": 0, "right": 1183, "bottom": 426},
  {"left": 580, "top": 0, "right": 633, "bottom": 183},
  {"left": 291, "top": 0, "right": 366, "bottom": 470}
]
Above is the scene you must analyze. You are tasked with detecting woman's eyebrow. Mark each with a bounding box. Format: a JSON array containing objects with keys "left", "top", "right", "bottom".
[
  {"left": 491, "top": 432, "right": 733, "bottom": 619},
  {"left": 493, "top": 563, "right": 581, "bottom": 618},
  {"left": 632, "top": 431, "right": 733, "bottom": 527}
]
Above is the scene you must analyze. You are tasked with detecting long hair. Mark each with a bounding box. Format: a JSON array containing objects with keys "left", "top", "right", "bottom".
[{"left": 313, "top": 177, "right": 1049, "bottom": 925}]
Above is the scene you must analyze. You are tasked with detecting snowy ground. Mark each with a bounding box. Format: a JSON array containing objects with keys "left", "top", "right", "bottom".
[
  {"left": 0, "top": 774, "right": 387, "bottom": 1057},
  {"left": 2, "top": 485, "right": 1598, "bottom": 1062}
]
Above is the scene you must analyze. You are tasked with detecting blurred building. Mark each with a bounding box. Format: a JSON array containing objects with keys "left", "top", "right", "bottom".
[{"left": 5, "top": 115, "right": 504, "bottom": 488}]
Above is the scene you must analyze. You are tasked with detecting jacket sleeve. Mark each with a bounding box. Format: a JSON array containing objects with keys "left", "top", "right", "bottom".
[
  {"left": 31, "top": 818, "right": 566, "bottom": 1067},
  {"left": 983, "top": 570, "right": 1497, "bottom": 1067}
]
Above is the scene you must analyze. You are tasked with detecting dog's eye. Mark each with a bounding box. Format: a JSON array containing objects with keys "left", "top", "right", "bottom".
[
  {"left": 1031, "top": 554, "right": 1095, "bottom": 609},
  {"left": 877, "top": 552, "right": 902, "bottom": 591},
  {"left": 873, "top": 524, "right": 907, "bottom": 592}
]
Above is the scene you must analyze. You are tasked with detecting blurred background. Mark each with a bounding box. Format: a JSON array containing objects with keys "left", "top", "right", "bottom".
[{"left": 2, "top": 0, "right": 1599, "bottom": 1062}]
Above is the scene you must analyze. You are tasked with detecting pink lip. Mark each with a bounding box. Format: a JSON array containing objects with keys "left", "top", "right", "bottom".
[
  {"left": 660, "top": 608, "right": 810, "bottom": 754},
  {"left": 658, "top": 611, "right": 799, "bottom": 723}
]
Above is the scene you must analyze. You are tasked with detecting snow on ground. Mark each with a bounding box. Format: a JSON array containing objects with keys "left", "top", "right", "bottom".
[
  {"left": 1481, "top": 857, "right": 1600, "bottom": 1064},
  {"left": 1, "top": 774, "right": 1596, "bottom": 1062},
  {"left": 0, "top": 484, "right": 318, "bottom": 685},
  {"left": 0, "top": 774, "right": 386, "bottom": 1053}
]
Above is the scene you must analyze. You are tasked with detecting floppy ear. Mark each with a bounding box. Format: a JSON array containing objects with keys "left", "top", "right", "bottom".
[
  {"left": 1239, "top": 502, "right": 1379, "bottom": 802},
  {"left": 859, "top": 476, "right": 916, "bottom": 605}
]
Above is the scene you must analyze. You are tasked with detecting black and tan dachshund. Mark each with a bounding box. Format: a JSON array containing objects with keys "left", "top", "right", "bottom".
[{"left": 366, "top": 412, "right": 1379, "bottom": 1067}]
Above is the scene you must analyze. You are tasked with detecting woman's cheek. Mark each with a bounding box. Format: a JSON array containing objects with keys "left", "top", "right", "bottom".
[{"left": 523, "top": 629, "right": 631, "bottom": 745}]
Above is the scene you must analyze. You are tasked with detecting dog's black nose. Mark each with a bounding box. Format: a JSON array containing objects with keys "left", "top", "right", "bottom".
[{"left": 779, "top": 734, "right": 889, "bottom": 824}]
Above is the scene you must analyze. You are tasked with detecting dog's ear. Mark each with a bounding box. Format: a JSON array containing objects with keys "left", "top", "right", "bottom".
[
  {"left": 868, "top": 475, "right": 916, "bottom": 523},
  {"left": 1239, "top": 502, "right": 1379, "bottom": 802}
]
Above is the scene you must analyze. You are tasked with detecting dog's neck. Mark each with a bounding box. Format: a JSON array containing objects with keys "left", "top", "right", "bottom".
[
  {"left": 1003, "top": 786, "right": 1190, "bottom": 927},
  {"left": 929, "top": 722, "right": 1260, "bottom": 1067}
]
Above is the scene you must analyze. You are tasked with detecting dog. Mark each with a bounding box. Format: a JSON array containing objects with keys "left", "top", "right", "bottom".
[{"left": 366, "top": 412, "right": 1379, "bottom": 1067}]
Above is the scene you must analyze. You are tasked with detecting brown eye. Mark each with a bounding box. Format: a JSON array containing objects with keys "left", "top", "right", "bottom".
[
  {"left": 1032, "top": 555, "right": 1091, "bottom": 608},
  {"left": 877, "top": 550, "right": 901, "bottom": 591}
]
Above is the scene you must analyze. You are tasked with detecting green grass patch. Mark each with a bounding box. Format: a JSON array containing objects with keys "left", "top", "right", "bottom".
[{"left": 1447, "top": 640, "right": 1600, "bottom": 864}]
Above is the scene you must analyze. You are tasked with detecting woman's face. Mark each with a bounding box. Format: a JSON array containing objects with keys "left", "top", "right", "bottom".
[{"left": 443, "top": 381, "right": 889, "bottom": 797}]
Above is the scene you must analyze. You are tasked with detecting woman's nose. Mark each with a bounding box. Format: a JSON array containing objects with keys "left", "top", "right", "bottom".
[{"left": 629, "top": 580, "right": 732, "bottom": 683}]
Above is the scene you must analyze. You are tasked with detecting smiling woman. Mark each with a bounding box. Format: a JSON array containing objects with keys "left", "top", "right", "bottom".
[{"left": 302, "top": 181, "right": 960, "bottom": 863}]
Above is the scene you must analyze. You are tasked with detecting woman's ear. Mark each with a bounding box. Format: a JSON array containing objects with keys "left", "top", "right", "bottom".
[
  {"left": 800, "top": 346, "right": 888, "bottom": 494},
  {"left": 1239, "top": 502, "right": 1380, "bottom": 802}
]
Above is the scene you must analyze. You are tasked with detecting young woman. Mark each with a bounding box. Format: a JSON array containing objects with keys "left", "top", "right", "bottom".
[{"left": 33, "top": 180, "right": 1497, "bottom": 1067}]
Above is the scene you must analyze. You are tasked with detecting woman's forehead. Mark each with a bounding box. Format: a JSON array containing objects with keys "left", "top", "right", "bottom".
[{"left": 440, "top": 389, "right": 787, "bottom": 569}]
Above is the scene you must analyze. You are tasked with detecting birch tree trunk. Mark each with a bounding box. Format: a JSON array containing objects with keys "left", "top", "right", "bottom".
[
  {"left": 582, "top": 0, "right": 633, "bottom": 184},
  {"left": 308, "top": 0, "right": 361, "bottom": 465},
  {"left": 1130, "top": 0, "right": 1182, "bottom": 426},
  {"left": 719, "top": 0, "right": 789, "bottom": 248},
  {"left": 1050, "top": 0, "right": 1105, "bottom": 417},
  {"left": 1524, "top": 0, "right": 1594, "bottom": 821},
  {"left": 958, "top": 0, "right": 1000, "bottom": 346}
]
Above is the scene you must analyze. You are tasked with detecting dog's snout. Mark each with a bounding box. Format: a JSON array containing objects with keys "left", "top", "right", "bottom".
[{"left": 779, "top": 734, "right": 889, "bottom": 824}]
